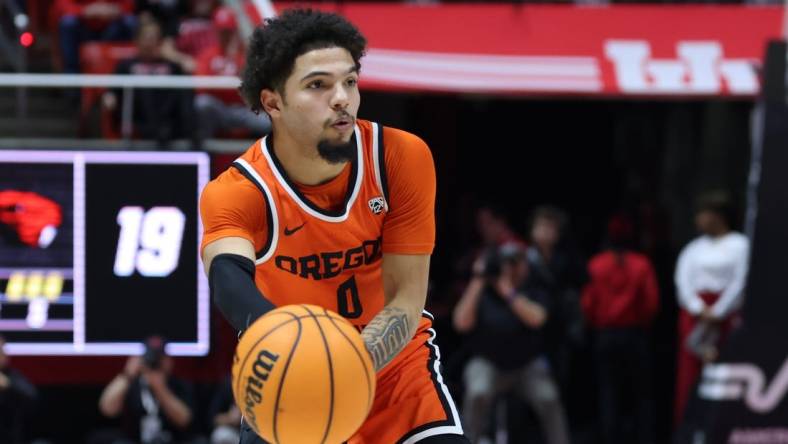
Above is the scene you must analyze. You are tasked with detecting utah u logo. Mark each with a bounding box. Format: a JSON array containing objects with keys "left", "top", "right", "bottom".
[
  {"left": 605, "top": 40, "right": 758, "bottom": 95},
  {"left": 368, "top": 197, "right": 386, "bottom": 215}
]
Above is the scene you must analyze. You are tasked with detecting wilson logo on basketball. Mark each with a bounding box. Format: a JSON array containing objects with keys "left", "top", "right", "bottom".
[
  {"left": 243, "top": 349, "right": 279, "bottom": 431},
  {"left": 232, "top": 305, "right": 376, "bottom": 443},
  {"left": 368, "top": 197, "right": 386, "bottom": 215}
]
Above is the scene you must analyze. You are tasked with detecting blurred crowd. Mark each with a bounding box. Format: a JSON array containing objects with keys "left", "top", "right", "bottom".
[
  {"left": 443, "top": 190, "right": 748, "bottom": 444},
  {"left": 49, "top": 0, "right": 271, "bottom": 146}
]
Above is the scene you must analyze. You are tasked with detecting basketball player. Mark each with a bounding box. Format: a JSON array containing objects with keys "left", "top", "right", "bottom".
[{"left": 199, "top": 9, "right": 467, "bottom": 444}]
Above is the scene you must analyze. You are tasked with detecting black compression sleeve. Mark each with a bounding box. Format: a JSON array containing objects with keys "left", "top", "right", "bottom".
[{"left": 209, "top": 254, "right": 275, "bottom": 332}]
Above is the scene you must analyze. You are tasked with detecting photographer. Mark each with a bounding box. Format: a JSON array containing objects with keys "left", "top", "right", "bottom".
[
  {"left": 454, "top": 243, "right": 569, "bottom": 444},
  {"left": 97, "top": 336, "right": 195, "bottom": 444}
]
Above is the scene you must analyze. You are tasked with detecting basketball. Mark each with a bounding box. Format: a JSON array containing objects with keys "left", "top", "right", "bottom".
[{"left": 231, "top": 304, "right": 376, "bottom": 443}]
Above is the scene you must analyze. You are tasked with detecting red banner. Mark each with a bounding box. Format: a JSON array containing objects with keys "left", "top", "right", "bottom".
[{"left": 267, "top": 3, "right": 784, "bottom": 97}]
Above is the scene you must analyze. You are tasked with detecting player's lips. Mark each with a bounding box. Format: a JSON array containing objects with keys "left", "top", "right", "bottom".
[{"left": 331, "top": 117, "right": 354, "bottom": 131}]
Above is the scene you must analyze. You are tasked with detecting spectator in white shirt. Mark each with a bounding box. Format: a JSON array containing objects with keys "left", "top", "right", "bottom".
[{"left": 673, "top": 191, "right": 749, "bottom": 424}]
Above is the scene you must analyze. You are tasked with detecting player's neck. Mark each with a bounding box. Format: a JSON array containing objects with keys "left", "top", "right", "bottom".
[{"left": 271, "top": 131, "right": 348, "bottom": 186}]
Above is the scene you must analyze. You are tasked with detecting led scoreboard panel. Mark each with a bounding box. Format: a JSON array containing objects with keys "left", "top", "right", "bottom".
[{"left": 0, "top": 151, "right": 209, "bottom": 355}]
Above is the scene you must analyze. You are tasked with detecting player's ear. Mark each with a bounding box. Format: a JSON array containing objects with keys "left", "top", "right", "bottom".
[{"left": 260, "top": 89, "right": 281, "bottom": 118}]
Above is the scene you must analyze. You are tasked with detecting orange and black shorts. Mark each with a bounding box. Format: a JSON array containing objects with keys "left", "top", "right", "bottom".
[{"left": 241, "top": 313, "right": 467, "bottom": 444}]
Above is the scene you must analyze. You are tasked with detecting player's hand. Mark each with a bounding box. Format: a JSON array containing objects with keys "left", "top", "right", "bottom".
[
  {"left": 124, "top": 355, "right": 143, "bottom": 378},
  {"left": 0, "top": 372, "right": 9, "bottom": 390}
]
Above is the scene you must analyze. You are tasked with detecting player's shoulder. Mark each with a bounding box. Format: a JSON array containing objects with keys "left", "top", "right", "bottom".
[
  {"left": 356, "top": 119, "right": 428, "bottom": 150},
  {"left": 384, "top": 129, "right": 433, "bottom": 184},
  {"left": 201, "top": 141, "right": 267, "bottom": 208},
  {"left": 206, "top": 166, "right": 248, "bottom": 190},
  {"left": 381, "top": 125, "right": 429, "bottom": 151},
  {"left": 209, "top": 139, "right": 265, "bottom": 183},
  {"left": 201, "top": 170, "right": 263, "bottom": 210},
  {"left": 375, "top": 124, "right": 433, "bottom": 169}
]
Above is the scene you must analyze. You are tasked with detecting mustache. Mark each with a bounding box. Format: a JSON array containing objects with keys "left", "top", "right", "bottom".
[{"left": 326, "top": 112, "right": 355, "bottom": 126}]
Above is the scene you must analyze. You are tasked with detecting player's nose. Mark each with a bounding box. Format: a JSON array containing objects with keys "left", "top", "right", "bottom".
[{"left": 330, "top": 83, "right": 349, "bottom": 110}]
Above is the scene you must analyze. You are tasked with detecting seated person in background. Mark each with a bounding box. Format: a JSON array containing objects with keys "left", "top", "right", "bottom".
[
  {"left": 57, "top": 0, "right": 137, "bottom": 74},
  {"left": 207, "top": 375, "right": 241, "bottom": 444},
  {"left": 193, "top": 6, "right": 271, "bottom": 147},
  {"left": 166, "top": 0, "right": 219, "bottom": 72},
  {"left": 0, "top": 335, "right": 38, "bottom": 444},
  {"left": 98, "top": 336, "right": 195, "bottom": 444},
  {"left": 453, "top": 243, "right": 570, "bottom": 444},
  {"left": 134, "top": 0, "right": 189, "bottom": 68},
  {"left": 104, "top": 20, "right": 195, "bottom": 147}
]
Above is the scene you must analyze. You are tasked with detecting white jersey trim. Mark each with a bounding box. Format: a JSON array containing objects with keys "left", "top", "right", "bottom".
[
  {"left": 371, "top": 122, "right": 389, "bottom": 211},
  {"left": 400, "top": 328, "right": 464, "bottom": 444},
  {"left": 234, "top": 158, "right": 279, "bottom": 265},
  {"left": 259, "top": 125, "right": 365, "bottom": 223},
  {"left": 402, "top": 426, "right": 465, "bottom": 444}
]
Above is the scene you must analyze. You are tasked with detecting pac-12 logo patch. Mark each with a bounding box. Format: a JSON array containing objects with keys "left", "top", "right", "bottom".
[{"left": 368, "top": 197, "right": 386, "bottom": 215}]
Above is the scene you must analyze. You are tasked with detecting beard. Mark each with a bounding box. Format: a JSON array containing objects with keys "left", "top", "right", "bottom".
[{"left": 317, "top": 138, "right": 355, "bottom": 164}]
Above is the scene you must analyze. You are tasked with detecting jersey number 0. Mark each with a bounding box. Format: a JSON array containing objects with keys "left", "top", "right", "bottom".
[{"left": 337, "top": 275, "right": 363, "bottom": 318}]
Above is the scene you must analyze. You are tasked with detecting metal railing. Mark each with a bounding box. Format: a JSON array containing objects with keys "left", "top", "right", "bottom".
[{"left": 0, "top": 73, "right": 241, "bottom": 141}]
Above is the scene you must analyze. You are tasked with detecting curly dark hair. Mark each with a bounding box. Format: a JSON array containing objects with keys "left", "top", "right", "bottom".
[{"left": 239, "top": 8, "right": 367, "bottom": 114}]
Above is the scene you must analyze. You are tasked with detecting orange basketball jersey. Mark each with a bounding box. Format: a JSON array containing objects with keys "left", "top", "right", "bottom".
[
  {"left": 203, "top": 120, "right": 466, "bottom": 442},
  {"left": 210, "top": 120, "right": 423, "bottom": 327}
]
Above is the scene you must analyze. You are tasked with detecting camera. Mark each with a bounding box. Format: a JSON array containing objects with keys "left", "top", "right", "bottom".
[
  {"left": 480, "top": 247, "right": 503, "bottom": 278},
  {"left": 142, "top": 336, "right": 165, "bottom": 370},
  {"left": 480, "top": 243, "right": 527, "bottom": 278}
]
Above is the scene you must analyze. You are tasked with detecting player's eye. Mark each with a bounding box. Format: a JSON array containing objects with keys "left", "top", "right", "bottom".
[
  {"left": 307, "top": 80, "right": 324, "bottom": 89},
  {"left": 346, "top": 77, "right": 358, "bottom": 87}
]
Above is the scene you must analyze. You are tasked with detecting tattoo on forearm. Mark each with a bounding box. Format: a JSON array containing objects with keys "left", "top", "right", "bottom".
[{"left": 362, "top": 307, "right": 412, "bottom": 371}]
